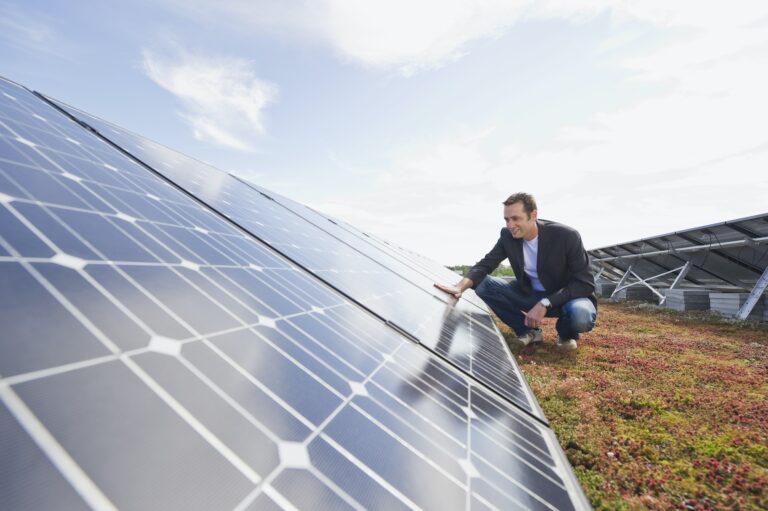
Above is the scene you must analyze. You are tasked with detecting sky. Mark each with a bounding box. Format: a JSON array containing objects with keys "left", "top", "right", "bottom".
[{"left": 2, "top": 1, "right": 767, "bottom": 266}]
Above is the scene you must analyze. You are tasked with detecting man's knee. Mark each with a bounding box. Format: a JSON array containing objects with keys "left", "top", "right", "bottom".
[
  {"left": 565, "top": 299, "right": 597, "bottom": 333},
  {"left": 474, "top": 276, "right": 500, "bottom": 300}
]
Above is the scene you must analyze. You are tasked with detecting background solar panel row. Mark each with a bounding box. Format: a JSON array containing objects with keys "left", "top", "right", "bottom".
[
  {"left": 48, "top": 97, "right": 543, "bottom": 420},
  {"left": 0, "top": 76, "right": 590, "bottom": 510},
  {"left": 589, "top": 214, "right": 768, "bottom": 292}
]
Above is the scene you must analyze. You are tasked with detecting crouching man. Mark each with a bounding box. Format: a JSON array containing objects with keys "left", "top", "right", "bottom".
[{"left": 435, "top": 192, "right": 597, "bottom": 350}]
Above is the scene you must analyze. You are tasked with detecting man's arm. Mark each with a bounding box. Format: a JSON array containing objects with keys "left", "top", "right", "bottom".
[
  {"left": 434, "top": 234, "right": 507, "bottom": 299},
  {"left": 464, "top": 235, "right": 507, "bottom": 287}
]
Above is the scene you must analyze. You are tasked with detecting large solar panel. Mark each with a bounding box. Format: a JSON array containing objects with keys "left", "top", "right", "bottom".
[
  {"left": 46, "top": 96, "right": 542, "bottom": 420},
  {"left": 0, "top": 76, "right": 590, "bottom": 510}
]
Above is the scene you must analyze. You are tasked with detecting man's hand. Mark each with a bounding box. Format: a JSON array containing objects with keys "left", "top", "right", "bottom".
[
  {"left": 434, "top": 277, "right": 473, "bottom": 299},
  {"left": 522, "top": 302, "right": 547, "bottom": 328},
  {"left": 434, "top": 282, "right": 464, "bottom": 299}
]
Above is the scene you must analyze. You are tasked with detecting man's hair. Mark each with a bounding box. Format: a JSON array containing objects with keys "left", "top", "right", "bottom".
[{"left": 502, "top": 192, "right": 537, "bottom": 215}]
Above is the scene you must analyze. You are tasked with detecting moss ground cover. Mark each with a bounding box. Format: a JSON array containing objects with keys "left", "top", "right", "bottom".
[{"left": 497, "top": 301, "right": 768, "bottom": 510}]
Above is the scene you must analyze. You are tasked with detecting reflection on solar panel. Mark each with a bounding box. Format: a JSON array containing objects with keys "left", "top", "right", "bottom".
[
  {"left": 0, "top": 76, "right": 590, "bottom": 510},
  {"left": 47, "top": 96, "right": 543, "bottom": 420},
  {"left": 589, "top": 214, "right": 768, "bottom": 319},
  {"left": 230, "top": 181, "right": 490, "bottom": 311}
]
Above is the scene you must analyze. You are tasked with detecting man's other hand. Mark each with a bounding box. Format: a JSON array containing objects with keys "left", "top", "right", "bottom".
[
  {"left": 522, "top": 302, "right": 547, "bottom": 328},
  {"left": 434, "top": 283, "right": 463, "bottom": 299}
]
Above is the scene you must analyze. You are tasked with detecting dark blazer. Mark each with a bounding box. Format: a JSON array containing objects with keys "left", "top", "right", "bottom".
[{"left": 466, "top": 219, "right": 597, "bottom": 309}]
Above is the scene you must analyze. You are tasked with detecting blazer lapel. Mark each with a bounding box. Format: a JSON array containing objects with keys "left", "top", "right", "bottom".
[{"left": 512, "top": 236, "right": 526, "bottom": 285}]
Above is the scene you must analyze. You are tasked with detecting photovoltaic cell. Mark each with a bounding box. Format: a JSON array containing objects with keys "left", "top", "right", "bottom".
[
  {"left": 48, "top": 97, "right": 544, "bottom": 419},
  {"left": 0, "top": 76, "right": 590, "bottom": 510}
]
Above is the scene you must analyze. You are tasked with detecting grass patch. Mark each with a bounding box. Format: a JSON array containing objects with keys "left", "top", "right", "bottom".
[{"left": 497, "top": 300, "right": 768, "bottom": 510}]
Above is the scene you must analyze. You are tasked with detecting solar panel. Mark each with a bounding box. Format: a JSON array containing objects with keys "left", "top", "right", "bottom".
[
  {"left": 228, "top": 182, "right": 489, "bottom": 311},
  {"left": 589, "top": 214, "right": 768, "bottom": 318},
  {"left": 0, "top": 76, "right": 590, "bottom": 510},
  {"left": 46, "top": 96, "right": 543, "bottom": 420},
  {"left": 590, "top": 214, "right": 768, "bottom": 291}
]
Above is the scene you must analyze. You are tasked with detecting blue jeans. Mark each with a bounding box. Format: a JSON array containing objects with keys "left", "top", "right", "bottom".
[{"left": 475, "top": 276, "right": 596, "bottom": 340}]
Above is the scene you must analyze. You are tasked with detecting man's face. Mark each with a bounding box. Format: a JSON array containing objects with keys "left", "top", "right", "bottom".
[{"left": 504, "top": 202, "right": 538, "bottom": 240}]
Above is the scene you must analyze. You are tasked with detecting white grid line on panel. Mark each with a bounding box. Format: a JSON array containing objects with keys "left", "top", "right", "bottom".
[
  {"left": 540, "top": 426, "right": 587, "bottom": 507},
  {"left": 0, "top": 386, "right": 119, "bottom": 511},
  {"left": 308, "top": 466, "right": 368, "bottom": 511},
  {"left": 0, "top": 304, "right": 340, "bottom": 389},
  {"left": 174, "top": 354, "right": 285, "bottom": 445},
  {"left": 469, "top": 453, "right": 550, "bottom": 511},
  {"left": 0, "top": 200, "right": 197, "bottom": 337},
  {"left": 0, "top": 255, "right": 159, "bottom": 343},
  {"left": 371, "top": 365, "right": 467, "bottom": 442},
  {"left": 246, "top": 320, "right": 362, "bottom": 389},
  {"left": 174, "top": 322, "right": 368, "bottom": 511},
  {"left": 231, "top": 341, "right": 413, "bottom": 511},
  {"left": 200, "top": 339, "right": 317, "bottom": 430},
  {"left": 0, "top": 152, "right": 197, "bottom": 230},
  {"left": 465, "top": 355, "right": 474, "bottom": 511},
  {"left": 273, "top": 310, "right": 551, "bottom": 503},
  {"left": 318, "top": 433, "right": 421, "bottom": 510},
  {"left": 0, "top": 354, "right": 121, "bottom": 387},
  {"left": 347, "top": 398, "right": 467, "bottom": 489},
  {"left": 472, "top": 405, "right": 560, "bottom": 480},
  {"left": 3, "top": 254, "right": 121, "bottom": 355},
  {"left": 256, "top": 268, "right": 323, "bottom": 309},
  {"left": 360, "top": 376, "right": 467, "bottom": 456},
  {"left": 363, "top": 354, "right": 561, "bottom": 491},
  {"left": 275, "top": 318, "right": 368, "bottom": 379},
  {"left": 386, "top": 356, "right": 467, "bottom": 415},
  {"left": 472, "top": 491, "right": 503, "bottom": 511},
  {"left": 290, "top": 310, "right": 394, "bottom": 366},
  {"left": 262, "top": 485, "right": 300, "bottom": 511},
  {"left": 119, "top": 355, "right": 262, "bottom": 485}
]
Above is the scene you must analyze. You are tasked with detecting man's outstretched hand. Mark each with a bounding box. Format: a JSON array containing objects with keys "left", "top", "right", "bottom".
[{"left": 434, "top": 282, "right": 464, "bottom": 299}]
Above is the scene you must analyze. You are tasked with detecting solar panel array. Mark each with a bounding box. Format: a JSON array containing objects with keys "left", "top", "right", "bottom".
[
  {"left": 0, "top": 76, "right": 590, "bottom": 511},
  {"left": 589, "top": 214, "right": 768, "bottom": 292}
]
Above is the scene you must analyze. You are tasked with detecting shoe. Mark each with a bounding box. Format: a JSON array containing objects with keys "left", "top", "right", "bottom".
[
  {"left": 514, "top": 328, "right": 543, "bottom": 347},
  {"left": 556, "top": 337, "right": 578, "bottom": 351}
]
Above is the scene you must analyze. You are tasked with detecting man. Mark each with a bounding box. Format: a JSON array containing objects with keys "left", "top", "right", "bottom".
[{"left": 435, "top": 192, "right": 597, "bottom": 351}]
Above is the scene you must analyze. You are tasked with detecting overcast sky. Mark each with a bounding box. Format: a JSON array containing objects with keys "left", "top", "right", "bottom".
[{"left": 2, "top": 1, "right": 767, "bottom": 266}]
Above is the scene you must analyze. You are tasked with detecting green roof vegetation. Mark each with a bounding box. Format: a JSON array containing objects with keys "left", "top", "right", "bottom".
[{"left": 496, "top": 300, "right": 768, "bottom": 510}]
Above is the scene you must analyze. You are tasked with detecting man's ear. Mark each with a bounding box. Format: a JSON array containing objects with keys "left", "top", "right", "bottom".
[{"left": 531, "top": 209, "right": 538, "bottom": 221}]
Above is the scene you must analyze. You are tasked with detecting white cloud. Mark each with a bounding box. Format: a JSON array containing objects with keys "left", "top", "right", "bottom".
[
  {"left": 320, "top": 0, "right": 523, "bottom": 75},
  {"left": 313, "top": 122, "right": 768, "bottom": 264},
  {"left": 154, "top": 1, "right": 768, "bottom": 264},
  {"left": 164, "top": 1, "right": 768, "bottom": 75},
  {"left": 162, "top": 0, "right": 523, "bottom": 74},
  {"left": 0, "top": 3, "right": 73, "bottom": 59},
  {"left": 310, "top": 129, "right": 508, "bottom": 265},
  {"left": 141, "top": 49, "right": 277, "bottom": 151}
]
